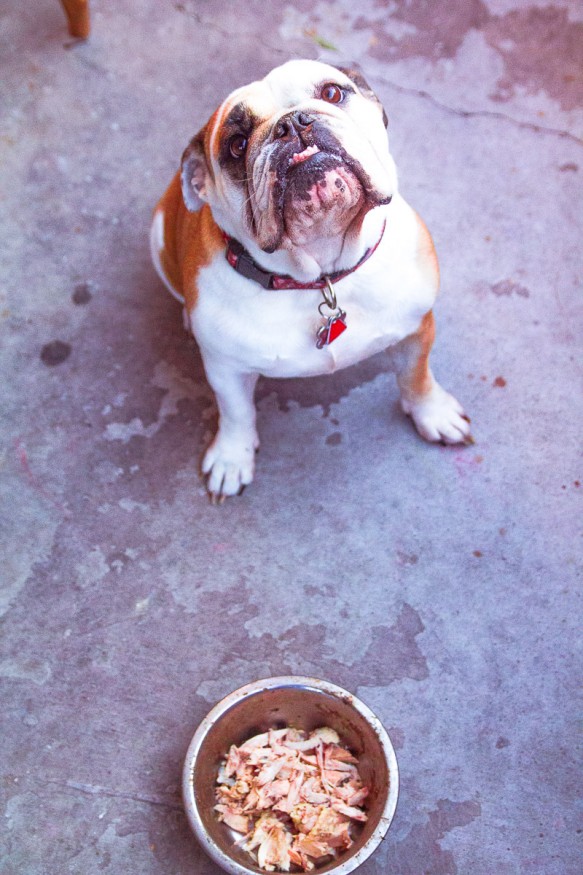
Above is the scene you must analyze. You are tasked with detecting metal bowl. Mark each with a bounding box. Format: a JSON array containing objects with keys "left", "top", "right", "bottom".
[{"left": 182, "top": 676, "right": 399, "bottom": 874}]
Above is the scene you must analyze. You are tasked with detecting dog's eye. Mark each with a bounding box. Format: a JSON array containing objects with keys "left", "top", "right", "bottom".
[
  {"left": 320, "top": 83, "right": 344, "bottom": 105},
  {"left": 229, "top": 135, "right": 248, "bottom": 159}
]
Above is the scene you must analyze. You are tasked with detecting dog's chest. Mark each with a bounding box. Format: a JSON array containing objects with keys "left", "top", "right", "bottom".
[{"left": 190, "top": 251, "right": 435, "bottom": 378}]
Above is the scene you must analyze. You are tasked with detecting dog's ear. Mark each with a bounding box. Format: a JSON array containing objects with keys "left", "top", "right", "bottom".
[
  {"left": 336, "top": 64, "right": 389, "bottom": 129},
  {"left": 181, "top": 127, "right": 210, "bottom": 211}
]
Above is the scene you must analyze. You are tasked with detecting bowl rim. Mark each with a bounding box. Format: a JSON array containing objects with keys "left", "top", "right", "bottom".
[{"left": 182, "top": 675, "right": 399, "bottom": 875}]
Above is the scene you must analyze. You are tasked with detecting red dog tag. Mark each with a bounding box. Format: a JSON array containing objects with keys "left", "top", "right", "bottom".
[{"left": 316, "top": 310, "right": 347, "bottom": 349}]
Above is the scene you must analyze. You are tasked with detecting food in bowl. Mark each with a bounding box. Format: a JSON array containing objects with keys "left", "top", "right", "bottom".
[
  {"left": 214, "top": 725, "right": 370, "bottom": 872},
  {"left": 183, "top": 677, "right": 399, "bottom": 875}
]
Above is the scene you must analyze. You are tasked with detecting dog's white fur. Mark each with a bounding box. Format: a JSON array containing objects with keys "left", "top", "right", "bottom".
[{"left": 151, "top": 60, "right": 471, "bottom": 498}]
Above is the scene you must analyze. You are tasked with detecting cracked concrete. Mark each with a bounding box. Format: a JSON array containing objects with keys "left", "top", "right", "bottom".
[{"left": 1, "top": 1, "right": 581, "bottom": 874}]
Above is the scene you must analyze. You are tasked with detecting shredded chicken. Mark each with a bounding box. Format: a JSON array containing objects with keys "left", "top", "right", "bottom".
[{"left": 214, "top": 726, "right": 369, "bottom": 872}]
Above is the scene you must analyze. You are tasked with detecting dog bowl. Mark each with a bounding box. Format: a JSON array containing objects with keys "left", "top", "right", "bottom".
[{"left": 182, "top": 676, "right": 399, "bottom": 874}]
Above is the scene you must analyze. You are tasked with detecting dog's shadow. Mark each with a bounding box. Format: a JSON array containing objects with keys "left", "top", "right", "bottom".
[{"left": 257, "top": 352, "right": 392, "bottom": 418}]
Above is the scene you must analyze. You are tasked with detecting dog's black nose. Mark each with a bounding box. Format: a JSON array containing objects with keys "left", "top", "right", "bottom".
[{"left": 273, "top": 111, "right": 314, "bottom": 141}]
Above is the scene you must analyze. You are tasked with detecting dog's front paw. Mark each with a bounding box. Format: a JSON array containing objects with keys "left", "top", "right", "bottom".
[
  {"left": 402, "top": 383, "right": 473, "bottom": 445},
  {"left": 202, "top": 434, "right": 258, "bottom": 502}
]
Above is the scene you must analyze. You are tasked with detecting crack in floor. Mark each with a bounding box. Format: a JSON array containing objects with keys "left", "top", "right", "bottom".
[
  {"left": 379, "top": 76, "right": 583, "bottom": 146},
  {"left": 45, "top": 779, "right": 183, "bottom": 810}
]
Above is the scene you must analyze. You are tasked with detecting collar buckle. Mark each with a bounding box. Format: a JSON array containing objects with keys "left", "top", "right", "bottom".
[{"left": 227, "top": 239, "right": 273, "bottom": 289}]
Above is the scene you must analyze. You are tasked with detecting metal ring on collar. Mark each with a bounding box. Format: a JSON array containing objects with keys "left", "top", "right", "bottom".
[{"left": 321, "top": 276, "right": 337, "bottom": 309}]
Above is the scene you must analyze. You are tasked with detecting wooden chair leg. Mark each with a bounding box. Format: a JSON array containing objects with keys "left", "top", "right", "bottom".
[{"left": 60, "top": 0, "right": 91, "bottom": 39}]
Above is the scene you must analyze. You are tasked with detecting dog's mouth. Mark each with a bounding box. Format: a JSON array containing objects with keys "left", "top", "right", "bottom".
[
  {"left": 283, "top": 150, "right": 364, "bottom": 236},
  {"left": 252, "top": 119, "right": 391, "bottom": 253}
]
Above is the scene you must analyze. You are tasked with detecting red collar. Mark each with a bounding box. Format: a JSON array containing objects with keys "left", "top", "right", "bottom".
[{"left": 222, "top": 221, "right": 386, "bottom": 290}]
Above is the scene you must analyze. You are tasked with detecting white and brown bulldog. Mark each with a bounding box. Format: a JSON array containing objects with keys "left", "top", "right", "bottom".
[{"left": 150, "top": 59, "right": 471, "bottom": 499}]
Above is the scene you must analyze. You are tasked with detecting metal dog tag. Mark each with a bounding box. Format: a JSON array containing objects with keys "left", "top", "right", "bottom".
[{"left": 316, "top": 309, "right": 347, "bottom": 348}]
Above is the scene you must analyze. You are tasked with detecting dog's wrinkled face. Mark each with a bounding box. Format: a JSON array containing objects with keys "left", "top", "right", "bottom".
[{"left": 181, "top": 60, "right": 397, "bottom": 255}]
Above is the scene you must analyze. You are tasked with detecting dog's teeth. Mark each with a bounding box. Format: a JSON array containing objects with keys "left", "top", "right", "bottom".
[{"left": 290, "top": 145, "right": 320, "bottom": 166}]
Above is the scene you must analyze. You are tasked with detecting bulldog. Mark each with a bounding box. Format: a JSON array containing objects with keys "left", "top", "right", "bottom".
[{"left": 150, "top": 59, "right": 471, "bottom": 500}]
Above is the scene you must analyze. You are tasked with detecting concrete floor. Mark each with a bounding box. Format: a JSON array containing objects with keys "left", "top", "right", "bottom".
[{"left": 1, "top": 1, "right": 581, "bottom": 873}]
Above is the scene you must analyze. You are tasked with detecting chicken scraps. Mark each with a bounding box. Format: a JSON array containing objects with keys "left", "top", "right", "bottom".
[{"left": 214, "top": 725, "right": 369, "bottom": 872}]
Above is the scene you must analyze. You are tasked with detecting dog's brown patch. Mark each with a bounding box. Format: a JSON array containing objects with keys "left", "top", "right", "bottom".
[
  {"left": 397, "top": 310, "right": 436, "bottom": 403},
  {"left": 414, "top": 211, "right": 440, "bottom": 291},
  {"left": 154, "top": 172, "right": 224, "bottom": 309}
]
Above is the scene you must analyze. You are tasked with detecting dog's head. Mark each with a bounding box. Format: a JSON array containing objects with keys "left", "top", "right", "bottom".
[{"left": 181, "top": 60, "right": 397, "bottom": 258}]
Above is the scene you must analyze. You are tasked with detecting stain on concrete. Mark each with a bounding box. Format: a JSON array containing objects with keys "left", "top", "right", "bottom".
[
  {"left": 0, "top": 657, "right": 51, "bottom": 685},
  {"left": 387, "top": 725, "right": 405, "bottom": 749},
  {"left": 103, "top": 360, "right": 212, "bottom": 444},
  {"left": 358, "top": 2, "right": 583, "bottom": 111},
  {"left": 1, "top": 458, "right": 60, "bottom": 617},
  {"left": 491, "top": 279, "right": 530, "bottom": 298},
  {"left": 303, "top": 582, "right": 336, "bottom": 597},
  {"left": 346, "top": 603, "right": 428, "bottom": 685},
  {"left": 75, "top": 546, "right": 110, "bottom": 588},
  {"left": 183, "top": 595, "right": 428, "bottom": 701},
  {"left": 40, "top": 340, "right": 71, "bottom": 366},
  {"left": 396, "top": 550, "right": 419, "bottom": 567},
  {"left": 72, "top": 282, "right": 93, "bottom": 305},
  {"left": 93, "top": 461, "right": 125, "bottom": 485},
  {"left": 358, "top": 1, "right": 490, "bottom": 63},
  {"left": 472, "top": 278, "right": 531, "bottom": 302},
  {"left": 257, "top": 350, "right": 390, "bottom": 414},
  {"left": 484, "top": 8, "right": 583, "bottom": 111},
  {"left": 393, "top": 798, "right": 481, "bottom": 874},
  {"left": 325, "top": 431, "right": 343, "bottom": 446},
  {"left": 259, "top": 603, "right": 428, "bottom": 687}
]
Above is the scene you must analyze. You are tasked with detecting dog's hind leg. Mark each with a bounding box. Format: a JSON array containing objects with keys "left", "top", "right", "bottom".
[{"left": 393, "top": 311, "right": 472, "bottom": 445}]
